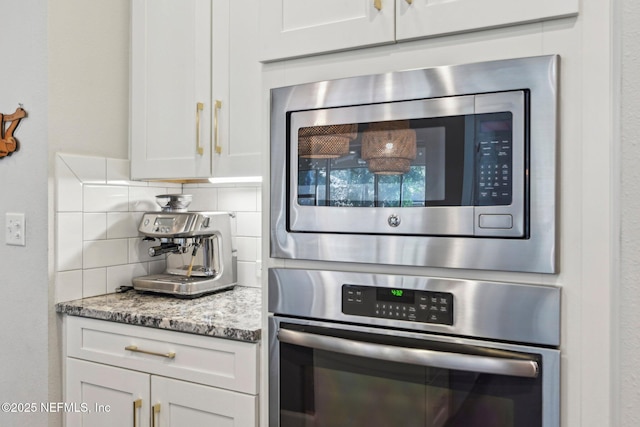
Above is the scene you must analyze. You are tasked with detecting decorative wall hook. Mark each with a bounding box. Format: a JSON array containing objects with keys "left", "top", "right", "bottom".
[{"left": 1, "top": 106, "right": 27, "bottom": 158}]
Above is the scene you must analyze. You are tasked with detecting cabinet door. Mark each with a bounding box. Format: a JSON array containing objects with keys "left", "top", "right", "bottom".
[
  {"left": 396, "top": 0, "right": 579, "bottom": 41},
  {"left": 212, "top": 0, "right": 262, "bottom": 178},
  {"left": 259, "top": 0, "right": 395, "bottom": 62},
  {"left": 152, "top": 376, "right": 258, "bottom": 427},
  {"left": 66, "top": 358, "right": 150, "bottom": 427},
  {"left": 130, "top": 0, "right": 212, "bottom": 180}
]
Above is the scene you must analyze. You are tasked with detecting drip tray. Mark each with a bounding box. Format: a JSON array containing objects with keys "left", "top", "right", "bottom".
[{"left": 132, "top": 274, "right": 236, "bottom": 298}]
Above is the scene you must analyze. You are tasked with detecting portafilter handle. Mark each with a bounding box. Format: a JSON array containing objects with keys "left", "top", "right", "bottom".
[{"left": 148, "top": 242, "right": 181, "bottom": 257}]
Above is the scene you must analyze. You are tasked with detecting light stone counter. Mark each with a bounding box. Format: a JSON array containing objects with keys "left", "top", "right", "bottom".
[{"left": 55, "top": 286, "right": 261, "bottom": 342}]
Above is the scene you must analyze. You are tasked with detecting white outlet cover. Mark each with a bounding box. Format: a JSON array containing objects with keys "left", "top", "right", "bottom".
[{"left": 6, "top": 213, "right": 26, "bottom": 246}]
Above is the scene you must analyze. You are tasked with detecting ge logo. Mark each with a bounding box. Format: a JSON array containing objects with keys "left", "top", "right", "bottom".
[{"left": 388, "top": 214, "right": 401, "bottom": 227}]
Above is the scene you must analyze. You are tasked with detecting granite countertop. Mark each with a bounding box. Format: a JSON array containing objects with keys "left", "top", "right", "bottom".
[{"left": 55, "top": 286, "right": 262, "bottom": 342}]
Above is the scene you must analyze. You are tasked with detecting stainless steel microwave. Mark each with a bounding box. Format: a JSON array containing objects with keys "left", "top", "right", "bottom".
[{"left": 270, "top": 55, "right": 559, "bottom": 273}]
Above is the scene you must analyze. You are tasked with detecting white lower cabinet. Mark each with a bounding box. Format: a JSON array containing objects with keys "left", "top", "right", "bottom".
[
  {"left": 152, "top": 376, "right": 256, "bottom": 426},
  {"left": 64, "top": 316, "right": 259, "bottom": 427},
  {"left": 66, "top": 358, "right": 150, "bottom": 427}
]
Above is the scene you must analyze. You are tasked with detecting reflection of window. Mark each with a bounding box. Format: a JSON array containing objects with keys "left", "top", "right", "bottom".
[
  {"left": 296, "top": 122, "right": 449, "bottom": 208},
  {"left": 298, "top": 161, "right": 426, "bottom": 207}
]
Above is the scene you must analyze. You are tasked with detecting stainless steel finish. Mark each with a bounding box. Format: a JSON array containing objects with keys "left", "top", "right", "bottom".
[
  {"left": 288, "top": 91, "right": 525, "bottom": 238},
  {"left": 268, "top": 268, "right": 561, "bottom": 346},
  {"left": 139, "top": 211, "right": 218, "bottom": 238},
  {"left": 156, "top": 194, "right": 192, "bottom": 212},
  {"left": 473, "top": 91, "right": 526, "bottom": 237},
  {"left": 270, "top": 55, "right": 558, "bottom": 273},
  {"left": 269, "top": 315, "right": 560, "bottom": 427},
  {"left": 148, "top": 242, "right": 182, "bottom": 257},
  {"left": 278, "top": 328, "right": 540, "bottom": 378},
  {"left": 268, "top": 268, "right": 561, "bottom": 427},
  {"left": 132, "top": 211, "right": 237, "bottom": 296}
]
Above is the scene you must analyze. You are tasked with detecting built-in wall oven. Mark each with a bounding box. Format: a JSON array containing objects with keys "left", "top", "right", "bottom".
[
  {"left": 269, "top": 269, "right": 561, "bottom": 427},
  {"left": 270, "top": 55, "right": 559, "bottom": 273}
]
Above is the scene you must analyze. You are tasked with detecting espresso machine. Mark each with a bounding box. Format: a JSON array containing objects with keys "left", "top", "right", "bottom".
[{"left": 132, "top": 194, "right": 237, "bottom": 297}]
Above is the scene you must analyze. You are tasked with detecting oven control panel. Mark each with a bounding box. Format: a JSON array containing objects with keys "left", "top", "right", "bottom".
[{"left": 342, "top": 285, "right": 454, "bottom": 325}]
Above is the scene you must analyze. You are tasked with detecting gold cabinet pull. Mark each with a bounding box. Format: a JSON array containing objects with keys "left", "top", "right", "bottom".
[
  {"left": 214, "top": 100, "right": 222, "bottom": 154},
  {"left": 152, "top": 403, "right": 161, "bottom": 427},
  {"left": 374, "top": 0, "right": 382, "bottom": 10},
  {"left": 125, "top": 345, "right": 176, "bottom": 359},
  {"left": 133, "top": 399, "right": 142, "bottom": 427},
  {"left": 196, "top": 102, "right": 204, "bottom": 155},
  {"left": 406, "top": 0, "right": 413, "bottom": 4}
]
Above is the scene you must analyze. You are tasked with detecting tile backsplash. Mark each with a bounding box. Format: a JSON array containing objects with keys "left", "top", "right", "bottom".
[{"left": 55, "top": 153, "right": 262, "bottom": 303}]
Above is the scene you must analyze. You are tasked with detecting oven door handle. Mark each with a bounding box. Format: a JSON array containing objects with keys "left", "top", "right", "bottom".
[{"left": 278, "top": 328, "right": 539, "bottom": 378}]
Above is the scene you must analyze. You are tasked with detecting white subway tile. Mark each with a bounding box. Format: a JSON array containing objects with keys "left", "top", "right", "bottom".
[
  {"left": 83, "top": 213, "right": 107, "bottom": 241},
  {"left": 83, "top": 268, "right": 107, "bottom": 297},
  {"left": 55, "top": 270, "right": 83, "bottom": 303},
  {"left": 83, "top": 239, "right": 128, "bottom": 269},
  {"left": 218, "top": 187, "right": 258, "bottom": 212},
  {"left": 256, "top": 187, "right": 263, "bottom": 211},
  {"left": 107, "top": 264, "right": 147, "bottom": 293},
  {"left": 235, "top": 212, "right": 262, "bottom": 237},
  {"left": 237, "top": 261, "right": 258, "bottom": 287},
  {"left": 55, "top": 155, "right": 83, "bottom": 212},
  {"left": 106, "top": 158, "right": 132, "bottom": 185},
  {"left": 236, "top": 237, "right": 259, "bottom": 262},
  {"left": 129, "top": 186, "right": 165, "bottom": 212},
  {"left": 60, "top": 154, "right": 106, "bottom": 184},
  {"left": 185, "top": 188, "right": 217, "bottom": 211},
  {"left": 57, "top": 213, "right": 83, "bottom": 271},
  {"left": 108, "top": 212, "right": 141, "bottom": 239},
  {"left": 84, "top": 185, "right": 129, "bottom": 212}
]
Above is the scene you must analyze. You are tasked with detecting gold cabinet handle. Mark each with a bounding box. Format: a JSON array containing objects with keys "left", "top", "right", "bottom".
[
  {"left": 125, "top": 345, "right": 176, "bottom": 359},
  {"left": 214, "top": 100, "right": 222, "bottom": 154},
  {"left": 152, "top": 403, "right": 161, "bottom": 427},
  {"left": 374, "top": 0, "right": 382, "bottom": 10},
  {"left": 196, "top": 102, "right": 204, "bottom": 156},
  {"left": 133, "top": 399, "right": 142, "bottom": 427},
  {"left": 406, "top": 0, "right": 413, "bottom": 4}
]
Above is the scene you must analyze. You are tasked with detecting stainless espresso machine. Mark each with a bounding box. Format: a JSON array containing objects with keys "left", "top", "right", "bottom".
[{"left": 132, "top": 194, "right": 237, "bottom": 297}]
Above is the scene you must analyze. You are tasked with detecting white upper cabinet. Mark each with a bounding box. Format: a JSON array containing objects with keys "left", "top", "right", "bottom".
[
  {"left": 131, "top": 0, "right": 262, "bottom": 181},
  {"left": 396, "top": 0, "right": 579, "bottom": 41},
  {"left": 259, "top": 0, "right": 395, "bottom": 62},
  {"left": 212, "top": 0, "right": 262, "bottom": 178},
  {"left": 260, "top": 0, "right": 579, "bottom": 61},
  {"left": 130, "top": 0, "right": 213, "bottom": 180}
]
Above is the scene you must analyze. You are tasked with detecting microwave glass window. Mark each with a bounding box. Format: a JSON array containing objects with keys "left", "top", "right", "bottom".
[
  {"left": 295, "top": 112, "right": 513, "bottom": 208},
  {"left": 296, "top": 115, "right": 474, "bottom": 208}
]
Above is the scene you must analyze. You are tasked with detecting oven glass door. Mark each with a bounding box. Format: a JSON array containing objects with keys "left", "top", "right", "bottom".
[
  {"left": 287, "top": 91, "right": 526, "bottom": 237},
  {"left": 273, "top": 322, "right": 551, "bottom": 427}
]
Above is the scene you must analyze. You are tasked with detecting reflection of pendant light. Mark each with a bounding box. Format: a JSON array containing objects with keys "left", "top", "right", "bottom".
[
  {"left": 298, "top": 124, "right": 358, "bottom": 158},
  {"left": 361, "top": 121, "right": 417, "bottom": 174}
]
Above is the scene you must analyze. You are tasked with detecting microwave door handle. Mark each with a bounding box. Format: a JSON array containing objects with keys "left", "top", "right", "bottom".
[{"left": 278, "top": 328, "right": 539, "bottom": 379}]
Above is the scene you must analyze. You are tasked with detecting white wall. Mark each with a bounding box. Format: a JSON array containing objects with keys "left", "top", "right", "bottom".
[
  {"left": 619, "top": 0, "right": 640, "bottom": 424},
  {"left": 48, "top": 0, "right": 130, "bottom": 159},
  {"left": 0, "top": 1, "right": 49, "bottom": 426}
]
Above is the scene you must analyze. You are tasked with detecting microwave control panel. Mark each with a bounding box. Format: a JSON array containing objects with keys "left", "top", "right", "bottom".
[
  {"left": 475, "top": 112, "right": 514, "bottom": 206},
  {"left": 342, "top": 285, "right": 454, "bottom": 326}
]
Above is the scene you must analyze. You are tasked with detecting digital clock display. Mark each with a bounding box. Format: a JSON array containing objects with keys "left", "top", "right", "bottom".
[{"left": 377, "top": 288, "right": 415, "bottom": 304}]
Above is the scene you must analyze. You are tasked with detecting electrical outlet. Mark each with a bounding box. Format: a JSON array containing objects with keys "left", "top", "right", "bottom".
[{"left": 6, "top": 213, "right": 26, "bottom": 246}]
